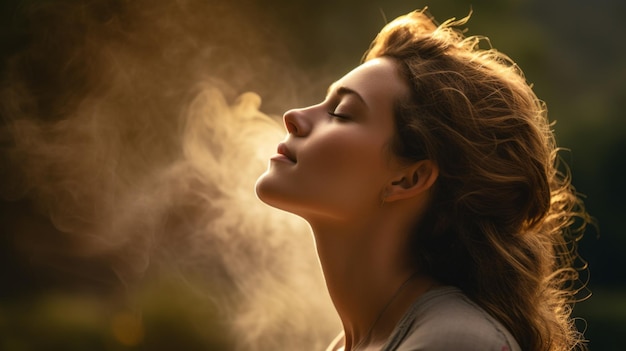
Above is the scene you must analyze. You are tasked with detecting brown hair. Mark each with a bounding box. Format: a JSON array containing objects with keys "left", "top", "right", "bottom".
[{"left": 364, "top": 9, "right": 589, "bottom": 351}]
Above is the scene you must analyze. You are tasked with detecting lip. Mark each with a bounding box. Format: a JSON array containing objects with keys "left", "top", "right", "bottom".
[{"left": 273, "top": 142, "right": 296, "bottom": 163}]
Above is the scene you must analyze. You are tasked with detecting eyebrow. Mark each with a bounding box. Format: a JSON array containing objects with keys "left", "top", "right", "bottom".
[{"left": 327, "top": 82, "right": 368, "bottom": 107}]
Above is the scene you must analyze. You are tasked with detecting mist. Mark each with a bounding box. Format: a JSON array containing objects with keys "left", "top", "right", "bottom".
[
  {"left": 0, "top": 0, "right": 338, "bottom": 349},
  {"left": 5, "top": 0, "right": 622, "bottom": 349}
]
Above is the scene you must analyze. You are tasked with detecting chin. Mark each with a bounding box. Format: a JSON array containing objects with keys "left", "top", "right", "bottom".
[
  {"left": 255, "top": 172, "right": 286, "bottom": 209},
  {"left": 254, "top": 175, "right": 307, "bottom": 220}
]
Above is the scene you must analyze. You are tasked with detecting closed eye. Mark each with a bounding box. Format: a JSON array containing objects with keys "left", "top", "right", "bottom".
[{"left": 328, "top": 111, "right": 350, "bottom": 121}]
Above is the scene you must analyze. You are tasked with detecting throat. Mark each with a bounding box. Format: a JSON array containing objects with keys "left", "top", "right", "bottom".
[{"left": 308, "top": 217, "right": 435, "bottom": 350}]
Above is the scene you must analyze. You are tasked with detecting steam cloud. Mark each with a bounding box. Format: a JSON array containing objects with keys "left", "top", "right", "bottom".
[{"left": 0, "top": 0, "right": 338, "bottom": 349}]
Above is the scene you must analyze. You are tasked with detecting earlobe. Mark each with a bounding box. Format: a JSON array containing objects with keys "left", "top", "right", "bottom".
[{"left": 384, "top": 160, "right": 439, "bottom": 202}]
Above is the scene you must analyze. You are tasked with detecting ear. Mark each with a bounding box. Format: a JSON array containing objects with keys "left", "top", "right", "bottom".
[{"left": 383, "top": 160, "right": 439, "bottom": 203}]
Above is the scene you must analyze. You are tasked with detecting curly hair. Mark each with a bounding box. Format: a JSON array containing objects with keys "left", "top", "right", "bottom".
[{"left": 364, "top": 9, "right": 590, "bottom": 351}]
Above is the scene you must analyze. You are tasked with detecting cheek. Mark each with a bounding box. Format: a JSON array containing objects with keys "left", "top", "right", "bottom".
[
  {"left": 301, "top": 132, "right": 389, "bottom": 193},
  {"left": 255, "top": 126, "right": 395, "bottom": 218}
]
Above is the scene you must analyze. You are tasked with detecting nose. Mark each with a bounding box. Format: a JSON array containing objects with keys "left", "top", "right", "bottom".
[{"left": 283, "top": 108, "right": 311, "bottom": 137}]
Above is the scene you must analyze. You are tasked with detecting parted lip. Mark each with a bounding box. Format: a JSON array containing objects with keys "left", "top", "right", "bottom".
[{"left": 277, "top": 142, "right": 296, "bottom": 162}]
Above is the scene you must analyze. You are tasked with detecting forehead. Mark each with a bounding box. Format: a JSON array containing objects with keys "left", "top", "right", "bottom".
[{"left": 330, "top": 57, "right": 407, "bottom": 109}]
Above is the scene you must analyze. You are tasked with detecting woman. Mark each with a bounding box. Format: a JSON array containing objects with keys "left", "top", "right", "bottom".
[{"left": 256, "top": 9, "right": 588, "bottom": 351}]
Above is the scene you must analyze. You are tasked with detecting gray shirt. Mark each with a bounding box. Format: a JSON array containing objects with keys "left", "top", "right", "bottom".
[{"left": 327, "top": 286, "right": 521, "bottom": 351}]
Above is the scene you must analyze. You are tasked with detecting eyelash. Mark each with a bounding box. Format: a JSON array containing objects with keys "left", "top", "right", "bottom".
[{"left": 328, "top": 111, "right": 350, "bottom": 120}]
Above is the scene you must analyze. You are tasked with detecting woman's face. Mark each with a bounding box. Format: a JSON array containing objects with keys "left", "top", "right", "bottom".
[{"left": 255, "top": 57, "right": 408, "bottom": 222}]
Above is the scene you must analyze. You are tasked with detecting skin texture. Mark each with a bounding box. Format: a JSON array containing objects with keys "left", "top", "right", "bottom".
[
  {"left": 256, "top": 58, "right": 405, "bottom": 222},
  {"left": 256, "top": 57, "right": 440, "bottom": 350}
]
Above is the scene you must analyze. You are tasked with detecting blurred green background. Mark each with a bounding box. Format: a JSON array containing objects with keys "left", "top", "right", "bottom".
[{"left": 1, "top": 0, "right": 624, "bottom": 350}]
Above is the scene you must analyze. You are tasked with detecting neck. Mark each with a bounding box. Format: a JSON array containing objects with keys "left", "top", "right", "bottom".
[{"left": 309, "top": 211, "right": 436, "bottom": 350}]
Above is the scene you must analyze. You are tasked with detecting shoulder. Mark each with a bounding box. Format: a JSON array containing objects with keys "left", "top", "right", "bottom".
[{"left": 391, "top": 287, "right": 520, "bottom": 351}]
